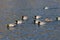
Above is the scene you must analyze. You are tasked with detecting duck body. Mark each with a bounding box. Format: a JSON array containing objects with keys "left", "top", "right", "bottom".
[
  {"left": 39, "top": 21, "right": 46, "bottom": 26},
  {"left": 34, "top": 20, "right": 46, "bottom": 26},
  {"left": 7, "top": 23, "right": 16, "bottom": 30},
  {"left": 33, "top": 20, "right": 40, "bottom": 24},
  {"left": 7, "top": 23, "right": 16, "bottom": 27},
  {"left": 34, "top": 16, "right": 41, "bottom": 19},
  {"left": 44, "top": 7, "right": 49, "bottom": 10},
  {"left": 15, "top": 20, "right": 23, "bottom": 24},
  {"left": 56, "top": 17, "right": 60, "bottom": 21},
  {"left": 22, "top": 16, "right": 28, "bottom": 21},
  {"left": 45, "top": 18, "right": 53, "bottom": 22}
]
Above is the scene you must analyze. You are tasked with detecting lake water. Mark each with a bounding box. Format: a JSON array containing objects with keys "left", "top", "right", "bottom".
[{"left": 0, "top": 0, "right": 60, "bottom": 40}]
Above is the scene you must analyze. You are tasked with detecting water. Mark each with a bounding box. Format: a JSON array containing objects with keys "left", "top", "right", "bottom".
[{"left": 0, "top": 0, "right": 60, "bottom": 40}]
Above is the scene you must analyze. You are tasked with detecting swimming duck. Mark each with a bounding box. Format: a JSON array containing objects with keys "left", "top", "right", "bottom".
[
  {"left": 7, "top": 23, "right": 16, "bottom": 27},
  {"left": 56, "top": 17, "right": 60, "bottom": 21},
  {"left": 39, "top": 21, "right": 46, "bottom": 26},
  {"left": 45, "top": 18, "right": 53, "bottom": 22},
  {"left": 21, "top": 16, "right": 28, "bottom": 21},
  {"left": 15, "top": 20, "right": 23, "bottom": 24},
  {"left": 6, "top": 23, "right": 16, "bottom": 30},
  {"left": 44, "top": 6, "right": 49, "bottom": 10},
  {"left": 34, "top": 20, "right": 40, "bottom": 24},
  {"left": 34, "top": 20, "right": 46, "bottom": 26},
  {"left": 34, "top": 16, "right": 41, "bottom": 19}
]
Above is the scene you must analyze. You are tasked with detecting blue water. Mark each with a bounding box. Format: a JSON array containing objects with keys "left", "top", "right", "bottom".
[{"left": 0, "top": 0, "right": 60, "bottom": 40}]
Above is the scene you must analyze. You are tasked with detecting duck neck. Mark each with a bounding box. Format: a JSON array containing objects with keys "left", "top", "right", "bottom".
[
  {"left": 34, "top": 20, "right": 36, "bottom": 24},
  {"left": 15, "top": 20, "right": 18, "bottom": 24}
]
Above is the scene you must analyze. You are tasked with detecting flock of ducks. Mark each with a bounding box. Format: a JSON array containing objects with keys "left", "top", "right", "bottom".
[
  {"left": 6, "top": 7, "right": 60, "bottom": 30},
  {"left": 6, "top": 16, "right": 28, "bottom": 30},
  {"left": 6, "top": 15, "right": 60, "bottom": 30}
]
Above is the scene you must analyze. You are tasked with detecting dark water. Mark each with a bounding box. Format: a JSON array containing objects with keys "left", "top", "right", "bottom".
[{"left": 0, "top": 0, "right": 60, "bottom": 40}]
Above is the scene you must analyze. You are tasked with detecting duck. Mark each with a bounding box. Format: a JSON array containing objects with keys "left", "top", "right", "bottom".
[
  {"left": 45, "top": 18, "right": 53, "bottom": 22},
  {"left": 44, "top": 6, "right": 49, "bottom": 10},
  {"left": 38, "top": 21, "right": 46, "bottom": 26},
  {"left": 34, "top": 20, "right": 40, "bottom": 24},
  {"left": 34, "top": 20, "right": 46, "bottom": 26},
  {"left": 15, "top": 20, "right": 23, "bottom": 24},
  {"left": 21, "top": 16, "right": 28, "bottom": 21},
  {"left": 34, "top": 16, "right": 41, "bottom": 19},
  {"left": 56, "top": 17, "right": 60, "bottom": 21},
  {"left": 6, "top": 23, "right": 16, "bottom": 30},
  {"left": 7, "top": 23, "right": 16, "bottom": 27}
]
